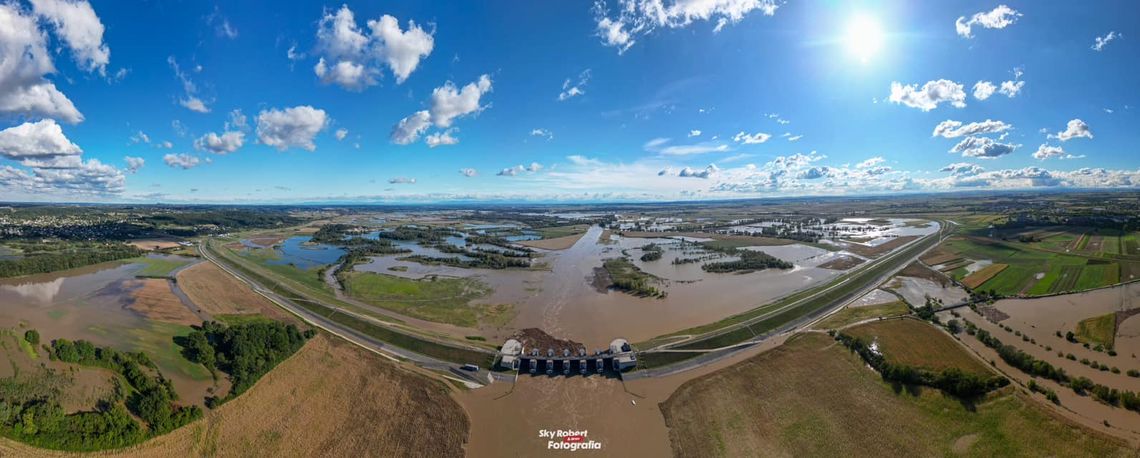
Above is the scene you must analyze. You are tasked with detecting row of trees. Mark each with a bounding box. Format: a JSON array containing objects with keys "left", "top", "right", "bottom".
[
  {"left": 0, "top": 243, "right": 142, "bottom": 278},
  {"left": 967, "top": 321, "right": 1140, "bottom": 413},
  {"left": 833, "top": 332, "right": 1008, "bottom": 398},
  {"left": 178, "top": 321, "right": 314, "bottom": 407}
]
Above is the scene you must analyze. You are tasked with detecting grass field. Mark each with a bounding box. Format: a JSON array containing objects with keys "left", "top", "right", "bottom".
[
  {"left": 0, "top": 335, "right": 471, "bottom": 457},
  {"left": 134, "top": 256, "right": 193, "bottom": 277},
  {"left": 938, "top": 234, "right": 1126, "bottom": 296},
  {"left": 536, "top": 224, "right": 589, "bottom": 239},
  {"left": 813, "top": 302, "right": 909, "bottom": 330},
  {"left": 1075, "top": 312, "right": 1117, "bottom": 349},
  {"left": 341, "top": 271, "right": 494, "bottom": 327},
  {"left": 659, "top": 333, "right": 1131, "bottom": 457},
  {"left": 176, "top": 262, "right": 298, "bottom": 324},
  {"left": 844, "top": 318, "right": 992, "bottom": 375}
]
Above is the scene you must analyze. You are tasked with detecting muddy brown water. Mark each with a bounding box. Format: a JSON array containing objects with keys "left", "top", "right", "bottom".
[{"left": 0, "top": 256, "right": 218, "bottom": 406}]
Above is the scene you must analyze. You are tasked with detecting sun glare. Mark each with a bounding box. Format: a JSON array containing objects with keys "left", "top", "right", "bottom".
[{"left": 846, "top": 14, "right": 884, "bottom": 63}]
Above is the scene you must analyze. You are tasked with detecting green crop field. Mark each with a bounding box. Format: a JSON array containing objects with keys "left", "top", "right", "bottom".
[
  {"left": 1075, "top": 313, "right": 1116, "bottom": 349},
  {"left": 342, "top": 271, "right": 493, "bottom": 327},
  {"left": 942, "top": 235, "right": 1124, "bottom": 296}
]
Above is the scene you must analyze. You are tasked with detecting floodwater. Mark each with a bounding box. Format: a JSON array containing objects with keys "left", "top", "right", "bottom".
[
  {"left": 269, "top": 236, "right": 344, "bottom": 269},
  {"left": 0, "top": 256, "right": 217, "bottom": 405},
  {"left": 888, "top": 276, "right": 969, "bottom": 307}
]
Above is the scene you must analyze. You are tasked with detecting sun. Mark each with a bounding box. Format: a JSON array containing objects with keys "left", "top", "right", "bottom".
[{"left": 846, "top": 14, "right": 884, "bottom": 63}]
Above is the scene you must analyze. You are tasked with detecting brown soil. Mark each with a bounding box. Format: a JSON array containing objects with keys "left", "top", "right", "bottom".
[
  {"left": 124, "top": 279, "right": 201, "bottom": 326},
  {"left": 247, "top": 235, "right": 289, "bottom": 248},
  {"left": 818, "top": 255, "right": 865, "bottom": 270},
  {"left": 512, "top": 327, "right": 586, "bottom": 354},
  {"left": 176, "top": 262, "right": 297, "bottom": 324},
  {"left": 518, "top": 232, "right": 587, "bottom": 250},
  {"left": 977, "top": 306, "right": 1010, "bottom": 322},
  {"left": 128, "top": 240, "right": 184, "bottom": 251},
  {"left": 962, "top": 263, "right": 1009, "bottom": 289},
  {"left": 846, "top": 235, "right": 919, "bottom": 258},
  {"left": 0, "top": 334, "right": 471, "bottom": 457}
]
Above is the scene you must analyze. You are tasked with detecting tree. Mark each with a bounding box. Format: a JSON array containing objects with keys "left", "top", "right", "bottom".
[{"left": 24, "top": 329, "right": 40, "bottom": 346}]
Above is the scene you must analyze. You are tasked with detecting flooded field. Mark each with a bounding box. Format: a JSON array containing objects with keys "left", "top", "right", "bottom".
[
  {"left": 0, "top": 255, "right": 218, "bottom": 405},
  {"left": 888, "top": 276, "right": 969, "bottom": 307}
]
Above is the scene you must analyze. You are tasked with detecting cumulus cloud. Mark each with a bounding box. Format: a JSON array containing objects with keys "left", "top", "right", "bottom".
[
  {"left": 932, "top": 119, "right": 1012, "bottom": 138},
  {"left": 949, "top": 136, "right": 1019, "bottom": 159},
  {"left": 29, "top": 0, "right": 110, "bottom": 73},
  {"left": 688, "top": 129, "right": 701, "bottom": 137},
  {"left": 391, "top": 75, "right": 492, "bottom": 145},
  {"left": 998, "top": 79, "right": 1024, "bottom": 97},
  {"left": 593, "top": 0, "right": 778, "bottom": 53},
  {"left": 940, "top": 162, "right": 985, "bottom": 176},
  {"left": 558, "top": 69, "right": 590, "bottom": 101},
  {"left": 391, "top": 111, "right": 431, "bottom": 145},
  {"left": 889, "top": 80, "right": 966, "bottom": 111},
  {"left": 497, "top": 162, "right": 543, "bottom": 176},
  {"left": 1050, "top": 119, "right": 1093, "bottom": 141},
  {"left": 335, "top": 128, "right": 348, "bottom": 141},
  {"left": 956, "top": 5, "right": 1020, "bottom": 38},
  {"left": 0, "top": 119, "right": 82, "bottom": 160},
  {"left": 732, "top": 131, "right": 771, "bottom": 145},
  {"left": 256, "top": 106, "right": 328, "bottom": 151},
  {"left": 0, "top": 4, "right": 86, "bottom": 123},
  {"left": 459, "top": 168, "right": 477, "bottom": 177},
  {"left": 388, "top": 176, "right": 416, "bottom": 184},
  {"left": 1032, "top": 144, "right": 1083, "bottom": 161},
  {"left": 973, "top": 81, "right": 996, "bottom": 100},
  {"left": 530, "top": 128, "right": 553, "bottom": 140},
  {"left": 163, "top": 153, "right": 200, "bottom": 169},
  {"left": 194, "top": 131, "right": 245, "bottom": 154},
  {"left": 312, "top": 5, "right": 434, "bottom": 89},
  {"left": 123, "top": 156, "right": 144, "bottom": 173},
  {"left": 1092, "top": 31, "right": 1119, "bottom": 51},
  {"left": 661, "top": 164, "right": 719, "bottom": 179},
  {"left": 424, "top": 128, "right": 459, "bottom": 148}
]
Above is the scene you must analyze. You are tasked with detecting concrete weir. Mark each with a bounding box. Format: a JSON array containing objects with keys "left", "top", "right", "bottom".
[{"left": 497, "top": 338, "right": 637, "bottom": 376}]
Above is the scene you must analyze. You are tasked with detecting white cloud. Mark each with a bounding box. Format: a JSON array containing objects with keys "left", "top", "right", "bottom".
[
  {"left": 497, "top": 162, "right": 543, "bottom": 176},
  {"left": 388, "top": 176, "right": 416, "bottom": 184},
  {"left": 29, "top": 0, "right": 110, "bottom": 73},
  {"left": 130, "top": 131, "right": 150, "bottom": 145},
  {"left": 786, "top": 135, "right": 802, "bottom": 142},
  {"left": 256, "top": 106, "right": 329, "bottom": 151},
  {"left": 956, "top": 5, "right": 1021, "bottom": 38},
  {"left": 732, "top": 131, "right": 771, "bottom": 144},
  {"left": 1032, "top": 144, "right": 1083, "bottom": 161},
  {"left": 313, "top": 5, "right": 434, "bottom": 89},
  {"left": 889, "top": 80, "right": 966, "bottom": 111},
  {"left": 163, "top": 153, "right": 201, "bottom": 169},
  {"left": 424, "top": 128, "right": 459, "bottom": 148},
  {"left": 0, "top": 120, "right": 82, "bottom": 160},
  {"left": 558, "top": 69, "right": 590, "bottom": 101},
  {"left": 973, "top": 81, "right": 996, "bottom": 100},
  {"left": 429, "top": 75, "right": 492, "bottom": 127},
  {"left": 1050, "top": 119, "right": 1093, "bottom": 142},
  {"left": 335, "top": 128, "right": 348, "bottom": 141},
  {"left": 666, "top": 164, "right": 719, "bottom": 179},
  {"left": 856, "top": 156, "right": 885, "bottom": 169},
  {"left": 688, "top": 129, "right": 701, "bottom": 137},
  {"left": 998, "top": 80, "right": 1024, "bottom": 98},
  {"left": 0, "top": 4, "right": 85, "bottom": 123},
  {"left": 390, "top": 110, "right": 431, "bottom": 145},
  {"left": 168, "top": 56, "right": 209, "bottom": 113},
  {"left": 949, "top": 136, "right": 1019, "bottom": 159},
  {"left": 158, "top": 141, "right": 173, "bottom": 149},
  {"left": 940, "top": 162, "right": 985, "bottom": 176},
  {"left": 530, "top": 128, "right": 553, "bottom": 140},
  {"left": 932, "top": 119, "right": 1012, "bottom": 138},
  {"left": 645, "top": 138, "right": 729, "bottom": 156},
  {"left": 593, "top": 0, "right": 778, "bottom": 52},
  {"left": 1092, "top": 31, "right": 1120, "bottom": 52},
  {"left": 194, "top": 130, "right": 245, "bottom": 154},
  {"left": 123, "top": 156, "right": 144, "bottom": 174},
  {"left": 391, "top": 75, "right": 492, "bottom": 145},
  {"left": 568, "top": 155, "right": 604, "bottom": 167},
  {"left": 459, "top": 168, "right": 477, "bottom": 177}
]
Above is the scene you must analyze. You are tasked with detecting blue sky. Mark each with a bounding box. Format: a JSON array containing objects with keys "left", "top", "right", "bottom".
[{"left": 0, "top": 0, "right": 1136, "bottom": 203}]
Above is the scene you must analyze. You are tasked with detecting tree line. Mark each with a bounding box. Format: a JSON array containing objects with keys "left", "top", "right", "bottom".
[
  {"left": 833, "top": 331, "right": 1009, "bottom": 398},
  {"left": 0, "top": 243, "right": 142, "bottom": 278}
]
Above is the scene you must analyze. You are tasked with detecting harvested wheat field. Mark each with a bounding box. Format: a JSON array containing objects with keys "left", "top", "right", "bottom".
[
  {"left": 844, "top": 318, "right": 992, "bottom": 375},
  {"left": 661, "top": 332, "right": 1133, "bottom": 457},
  {"left": 962, "top": 263, "right": 1009, "bottom": 289},
  {"left": 518, "top": 232, "right": 587, "bottom": 250},
  {"left": 0, "top": 334, "right": 470, "bottom": 458},
  {"left": 125, "top": 278, "right": 202, "bottom": 325},
  {"left": 176, "top": 262, "right": 297, "bottom": 324}
]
